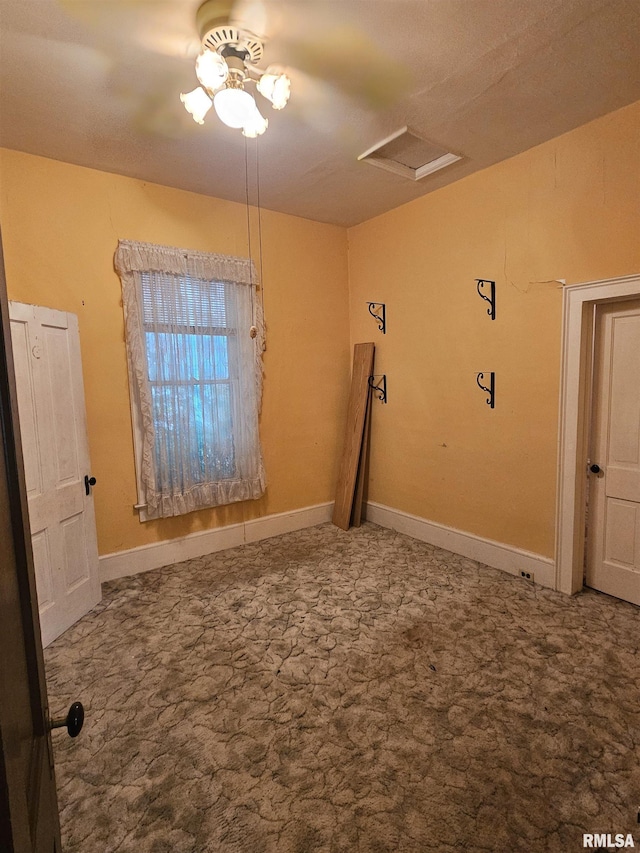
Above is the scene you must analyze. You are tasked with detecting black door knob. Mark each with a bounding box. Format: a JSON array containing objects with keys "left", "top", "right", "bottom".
[
  {"left": 84, "top": 475, "right": 97, "bottom": 495},
  {"left": 50, "top": 701, "right": 84, "bottom": 738},
  {"left": 589, "top": 464, "right": 601, "bottom": 474}
]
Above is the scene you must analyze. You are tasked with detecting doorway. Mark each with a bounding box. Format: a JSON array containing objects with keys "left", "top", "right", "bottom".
[{"left": 556, "top": 273, "right": 640, "bottom": 598}]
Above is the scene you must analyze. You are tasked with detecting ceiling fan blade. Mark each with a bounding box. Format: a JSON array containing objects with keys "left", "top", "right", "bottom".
[
  {"left": 196, "top": 0, "right": 275, "bottom": 42},
  {"left": 284, "top": 26, "right": 411, "bottom": 109},
  {"left": 56, "top": 0, "right": 198, "bottom": 59}
]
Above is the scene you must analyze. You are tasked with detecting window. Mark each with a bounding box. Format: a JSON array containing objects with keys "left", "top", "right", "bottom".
[{"left": 115, "top": 240, "right": 265, "bottom": 520}]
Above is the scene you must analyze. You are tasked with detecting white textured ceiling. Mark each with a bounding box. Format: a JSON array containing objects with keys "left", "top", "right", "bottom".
[{"left": 1, "top": 0, "right": 639, "bottom": 226}]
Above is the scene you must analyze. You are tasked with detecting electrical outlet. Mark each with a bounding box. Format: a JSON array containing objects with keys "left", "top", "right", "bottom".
[{"left": 520, "top": 570, "right": 535, "bottom": 582}]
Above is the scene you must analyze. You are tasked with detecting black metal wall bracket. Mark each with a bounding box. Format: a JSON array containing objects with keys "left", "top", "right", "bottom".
[
  {"left": 476, "top": 279, "right": 496, "bottom": 320},
  {"left": 369, "top": 375, "right": 387, "bottom": 404},
  {"left": 366, "top": 302, "right": 386, "bottom": 334},
  {"left": 476, "top": 372, "right": 495, "bottom": 409}
]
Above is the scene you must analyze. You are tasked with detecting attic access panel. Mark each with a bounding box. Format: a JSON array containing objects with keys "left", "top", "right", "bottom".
[{"left": 358, "top": 126, "right": 461, "bottom": 181}]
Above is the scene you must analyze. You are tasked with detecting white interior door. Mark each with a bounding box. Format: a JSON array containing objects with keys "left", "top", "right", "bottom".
[
  {"left": 586, "top": 298, "right": 640, "bottom": 606},
  {"left": 9, "top": 301, "right": 101, "bottom": 646}
]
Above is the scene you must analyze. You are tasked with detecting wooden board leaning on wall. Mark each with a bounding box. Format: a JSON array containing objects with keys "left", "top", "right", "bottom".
[{"left": 332, "top": 342, "right": 375, "bottom": 531}]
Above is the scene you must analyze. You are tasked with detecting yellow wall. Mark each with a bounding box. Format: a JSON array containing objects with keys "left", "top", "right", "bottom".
[
  {"left": 1, "top": 100, "right": 638, "bottom": 562},
  {"left": 0, "top": 151, "right": 350, "bottom": 555},
  {"left": 347, "top": 101, "right": 640, "bottom": 557}
]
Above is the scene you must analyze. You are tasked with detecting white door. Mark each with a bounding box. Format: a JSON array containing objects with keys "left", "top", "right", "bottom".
[
  {"left": 586, "top": 299, "right": 640, "bottom": 606},
  {"left": 9, "top": 301, "right": 101, "bottom": 646}
]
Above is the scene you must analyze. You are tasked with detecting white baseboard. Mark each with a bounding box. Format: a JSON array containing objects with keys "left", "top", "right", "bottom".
[
  {"left": 99, "top": 499, "right": 556, "bottom": 590},
  {"left": 365, "top": 501, "right": 555, "bottom": 589},
  {"left": 99, "top": 502, "right": 333, "bottom": 582}
]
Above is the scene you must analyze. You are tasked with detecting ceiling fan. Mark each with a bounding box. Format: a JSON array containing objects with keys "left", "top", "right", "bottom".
[
  {"left": 180, "top": 0, "right": 292, "bottom": 137},
  {"left": 55, "top": 0, "right": 410, "bottom": 141}
]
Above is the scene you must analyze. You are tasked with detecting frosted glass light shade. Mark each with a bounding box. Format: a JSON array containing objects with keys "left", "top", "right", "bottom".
[
  {"left": 180, "top": 87, "right": 213, "bottom": 124},
  {"left": 242, "top": 109, "right": 268, "bottom": 137},
  {"left": 256, "top": 71, "right": 290, "bottom": 109},
  {"left": 195, "top": 50, "right": 228, "bottom": 91},
  {"left": 214, "top": 87, "right": 259, "bottom": 129}
]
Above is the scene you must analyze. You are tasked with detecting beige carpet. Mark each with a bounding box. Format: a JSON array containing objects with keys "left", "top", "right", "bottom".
[{"left": 44, "top": 522, "right": 640, "bottom": 852}]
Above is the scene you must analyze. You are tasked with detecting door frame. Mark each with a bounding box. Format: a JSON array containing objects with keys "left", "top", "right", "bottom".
[{"left": 556, "top": 272, "right": 640, "bottom": 594}]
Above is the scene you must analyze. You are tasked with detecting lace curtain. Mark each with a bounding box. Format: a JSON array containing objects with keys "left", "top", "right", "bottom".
[{"left": 115, "top": 240, "right": 266, "bottom": 519}]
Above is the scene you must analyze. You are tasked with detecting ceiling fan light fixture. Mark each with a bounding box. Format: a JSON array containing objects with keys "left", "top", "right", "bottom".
[
  {"left": 185, "top": 2, "right": 289, "bottom": 135},
  {"left": 214, "top": 85, "right": 259, "bottom": 130},
  {"left": 256, "top": 70, "right": 291, "bottom": 110},
  {"left": 195, "top": 49, "right": 228, "bottom": 91},
  {"left": 242, "top": 107, "right": 269, "bottom": 138},
  {"left": 180, "top": 86, "right": 213, "bottom": 124}
]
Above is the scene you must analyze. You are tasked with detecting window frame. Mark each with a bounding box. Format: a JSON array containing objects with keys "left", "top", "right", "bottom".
[
  {"left": 115, "top": 240, "right": 265, "bottom": 522},
  {"left": 142, "top": 276, "right": 239, "bottom": 487}
]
